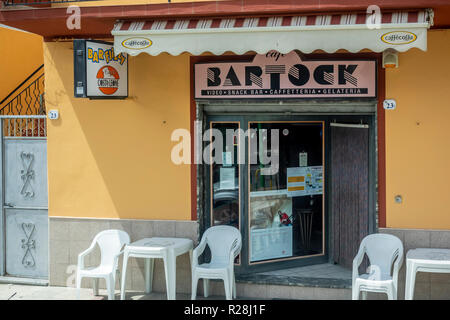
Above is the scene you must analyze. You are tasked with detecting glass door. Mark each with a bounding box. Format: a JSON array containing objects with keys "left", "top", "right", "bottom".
[
  {"left": 206, "top": 116, "right": 328, "bottom": 272},
  {"left": 207, "top": 120, "right": 243, "bottom": 265},
  {"left": 247, "top": 121, "right": 326, "bottom": 269},
  {"left": 209, "top": 121, "right": 241, "bottom": 230}
]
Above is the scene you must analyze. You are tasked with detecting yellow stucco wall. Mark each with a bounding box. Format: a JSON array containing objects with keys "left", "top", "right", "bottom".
[
  {"left": 44, "top": 41, "right": 192, "bottom": 220},
  {"left": 44, "top": 29, "right": 450, "bottom": 227},
  {"left": 0, "top": 26, "right": 43, "bottom": 103},
  {"left": 385, "top": 29, "right": 450, "bottom": 229}
]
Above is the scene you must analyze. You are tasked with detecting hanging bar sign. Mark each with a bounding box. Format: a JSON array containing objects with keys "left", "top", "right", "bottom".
[
  {"left": 73, "top": 40, "right": 128, "bottom": 99},
  {"left": 195, "top": 51, "right": 376, "bottom": 99}
]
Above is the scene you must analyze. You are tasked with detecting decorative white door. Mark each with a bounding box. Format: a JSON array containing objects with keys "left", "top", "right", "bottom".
[{"left": 1, "top": 117, "right": 48, "bottom": 279}]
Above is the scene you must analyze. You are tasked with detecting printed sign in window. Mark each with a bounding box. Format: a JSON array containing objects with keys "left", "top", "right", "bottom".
[
  {"left": 250, "top": 226, "right": 293, "bottom": 262},
  {"left": 219, "top": 167, "right": 235, "bottom": 190},
  {"left": 287, "top": 166, "right": 323, "bottom": 197}
]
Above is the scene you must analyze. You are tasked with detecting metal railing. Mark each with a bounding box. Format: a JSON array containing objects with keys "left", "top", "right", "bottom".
[
  {"left": 0, "top": 116, "right": 47, "bottom": 138},
  {"left": 0, "top": 65, "right": 45, "bottom": 116}
]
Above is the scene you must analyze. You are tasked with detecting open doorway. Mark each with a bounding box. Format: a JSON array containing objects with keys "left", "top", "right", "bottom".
[{"left": 203, "top": 113, "right": 376, "bottom": 274}]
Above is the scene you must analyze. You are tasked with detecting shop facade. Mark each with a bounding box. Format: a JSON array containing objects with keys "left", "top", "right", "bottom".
[
  {"left": 189, "top": 51, "right": 379, "bottom": 274},
  {"left": 1, "top": 1, "right": 450, "bottom": 299}
]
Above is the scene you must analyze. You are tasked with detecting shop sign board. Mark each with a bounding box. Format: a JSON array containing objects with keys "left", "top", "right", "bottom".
[
  {"left": 73, "top": 40, "right": 128, "bottom": 99},
  {"left": 195, "top": 51, "right": 376, "bottom": 99}
]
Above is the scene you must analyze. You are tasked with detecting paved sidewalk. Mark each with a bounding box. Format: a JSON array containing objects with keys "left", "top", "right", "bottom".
[
  {"left": 0, "top": 283, "right": 234, "bottom": 300},
  {"left": 0, "top": 283, "right": 100, "bottom": 300}
]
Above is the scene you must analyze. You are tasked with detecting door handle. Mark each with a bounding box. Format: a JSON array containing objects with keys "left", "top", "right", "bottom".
[{"left": 4, "top": 203, "right": 14, "bottom": 208}]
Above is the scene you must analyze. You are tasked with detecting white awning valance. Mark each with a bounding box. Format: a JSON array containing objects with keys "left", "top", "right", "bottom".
[{"left": 112, "top": 10, "right": 433, "bottom": 56}]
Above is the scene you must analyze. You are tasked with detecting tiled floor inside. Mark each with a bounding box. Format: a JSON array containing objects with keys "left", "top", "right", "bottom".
[{"left": 236, "top": 263, "right": 352, "bottom": 289}]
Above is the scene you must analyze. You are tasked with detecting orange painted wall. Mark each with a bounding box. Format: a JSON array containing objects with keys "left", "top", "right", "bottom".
[
  {"left": 43, "top": 28, "right": 450, "bottom": 227},
  {"left": 385, "top": 29, "right": 450, "bottom": 229},
  {"left": 44, "top": 41, "right": 192, "bottom": 220},
  {"left": 0, "top": 26, "right": 43, "bottom": 103}
]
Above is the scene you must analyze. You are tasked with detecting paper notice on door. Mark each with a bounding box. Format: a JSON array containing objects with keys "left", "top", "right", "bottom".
[
  {"left": 287, "top": 166, "right": 323, "bottom": 197},
  {"left": 299, "top": 152, "right": 308, "bottom": 167},
  {"left": 220, "top": 167, "right": 235, "bottom": 190},
  {"left": 222, "top": 151, "right": 232, "bottom": 167},
  {"left": 250, "top": 226, "right": 293, "bottom": 262}
]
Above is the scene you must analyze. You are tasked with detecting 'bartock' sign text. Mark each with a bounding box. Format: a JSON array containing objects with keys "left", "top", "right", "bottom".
[{"left": 194, "top": 51, "right": 376, "bottom": 99}]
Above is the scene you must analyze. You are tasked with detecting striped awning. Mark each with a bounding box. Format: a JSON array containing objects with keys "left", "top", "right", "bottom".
[{"left": 112, "top": 10, "right": 433, "bottom": 56}]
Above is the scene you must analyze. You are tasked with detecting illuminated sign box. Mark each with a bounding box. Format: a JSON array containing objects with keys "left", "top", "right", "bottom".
[{"left": 73, "top": 40, "right": 128, "bottom": 99}]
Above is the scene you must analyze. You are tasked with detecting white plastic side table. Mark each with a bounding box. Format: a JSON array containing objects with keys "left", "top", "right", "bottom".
[
  {"left": 120, "top": 237, "right": 193, "bottom": 300},
  {"left": 405, "top": 248, "right": 450, "bottom": 300}
]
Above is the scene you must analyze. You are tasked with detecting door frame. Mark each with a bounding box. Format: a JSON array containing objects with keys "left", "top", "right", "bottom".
[
  {"left": 0, "top": 119, "right": 4, "bottom": 276},
  {"left": 201, "top": 108, "right": 377, "bottom": 274}
]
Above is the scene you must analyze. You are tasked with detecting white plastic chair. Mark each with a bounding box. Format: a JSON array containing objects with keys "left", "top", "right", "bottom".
[
  {"left": 352, "top": 233, "right": 404, "bottom": 300},
  {"left": 191, "top": 225, "right": 242, "bottom": 300},
  {"left": 76, "top": 229, "right": 130, "bottom": 300}
]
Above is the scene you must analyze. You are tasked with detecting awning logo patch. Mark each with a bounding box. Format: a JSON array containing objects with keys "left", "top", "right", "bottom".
[
  {"left": 381, "top": 31, "right": 417, "bottom": 45},
  {"left": 122, "top": 37, "right": 152, "bottom": 50}
]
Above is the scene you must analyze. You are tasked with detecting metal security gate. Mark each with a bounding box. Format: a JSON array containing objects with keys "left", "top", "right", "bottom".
[{"left": 0, "top": 116, "right": 48, "bottom": 280}]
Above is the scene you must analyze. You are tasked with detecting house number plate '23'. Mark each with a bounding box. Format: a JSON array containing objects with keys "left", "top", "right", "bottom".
[{"left": 383, "top": 99, "right": 396, "bottom": 110}]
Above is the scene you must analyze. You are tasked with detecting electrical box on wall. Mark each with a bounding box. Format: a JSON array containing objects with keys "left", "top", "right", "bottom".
[
  {"left": 73, "top": 39, "right": 128, "bottom": 99},
  {"left": 382, "top": 49, "right": 398, "bottom": 68},
  {"left": 73, "top": 40, "right": 87, "bottom": 98}
]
